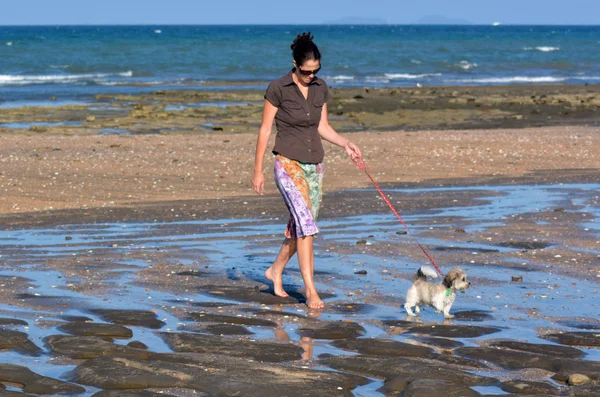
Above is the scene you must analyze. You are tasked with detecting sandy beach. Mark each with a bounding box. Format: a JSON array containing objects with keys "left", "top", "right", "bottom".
[{"left": 0, "top": 84, "right": 599, "bottom": 396}]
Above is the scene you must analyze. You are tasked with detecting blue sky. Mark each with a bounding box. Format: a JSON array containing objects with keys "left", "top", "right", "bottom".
[{"left": 2, "top": 0, "right": 598, "bottom": 25}]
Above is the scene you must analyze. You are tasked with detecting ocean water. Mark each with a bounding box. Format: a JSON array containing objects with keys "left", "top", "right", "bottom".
[{"left": 1, "top": 25, "right": 599, "bottom": 105}]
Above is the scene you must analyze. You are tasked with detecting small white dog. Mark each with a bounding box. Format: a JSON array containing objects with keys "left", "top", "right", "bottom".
[{"left": 404, "top": 265, "right": 471, "bottom": 319}]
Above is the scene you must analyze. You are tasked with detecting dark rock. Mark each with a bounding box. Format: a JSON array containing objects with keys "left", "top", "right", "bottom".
[
  {"left": 297, "top": 321, "right": 366, "bottom": 339},
  {"left": 161, "top": 332, "right": 303, "bottom": 362},
  {"left": 331, "top": 338, "right": 434, "bottom": 358},
  {"left": 500, "top": 379, "right": 561, "bottom": 395},
  {"left": 381, "top": 320, "right": 416, "bottom": 329},
  {"left": 498, "top": 241, "right": 551, "bottom": 250},
  {"left": 511, "top": 275, "right": 523, "bottom": 282},
  {"left": 0, "top": 318, "right": 28, "bottom": 327},
  {"left": 386, "top": 322, "right": 501, "bottom": 338},
  {"left": 204, "top": 324, "right": 254, "bottom": 336},
  {"left": 543, "top": 332, "right": 600, "bottom": 347},
  {"left": 127, "top": 341, "right": 148, "bottom": 350},
  {"left": 356, "top": 239, "right": 367, "bottom": 245},
  {"left": 320, "top": 355, "right": 496, "bottom": 386},
  {"left": 45, "top": 335, "right": 153, "bottom": 360},
  {"left": 0, "top": 330, "right": 43, "bottom": 356},
  {"left": 326, "top": 302, "right": 374, "bottom": 314},
  {"left": 90, "top": 309, "right": 165, "bottom": 329},
  {"left": 0, "top": 364, "right": 85, "bottom": 395},
  {"left": 410, "top": 336, "right": 464, "bottom": 349},
  {"left": 58, "top": 322, "right": 133, "bottom": 338},
  {"left": 491, "top": 341, "right": 584, "bottom": 358},
  {"left": 557, "top": 320, "right": 600, "bottom": 330},
  {"left": 176, "top": 270, "right": 210, "bottom": 278},
  {"left": 242, "top": 308, "right": 307, "bottom": 319},
  {"left": 378, "top": 376, "right": 415, "bottom": 394},
  {"left": 455, "top": 228, "right": 466, "bottom": 233},
  {"left": 190, "top": 301, "right": 239, "bottom": 308},
  {"left": 434, "top": 246, "right": 498, "bottom": 253},
  {"left": 71, "top": 355, "right": 367, "bottom": 396},
  {"left": 431, "top": 354, "right": 488, "bottom": 368},
  {"left": 403, "top": 379, "right": 482, "bottom": 397},
  {"left": 552, "top": 359, "right": 600, "bottom": 383},
  {"left": 459, "top": 346, "right": 600, "bottom": 382},
  {"left": 567, "top": 385, "right": 600, "bottom": 397},
  {"left": 396, "top": 230, "right": 408, "bottom": 235},
  {"left": 354, "top": 270, "right": 368, "bottom": 275},
  {"left": 187, "top": 312, "right": 277, "bottom": 327},
  {"left": 60, "top": 315, "right": 93, "bottom": 322},
  {"left": 198, "top": 285, "right": 334, "bottom": 305},
  {"left": 92, "top": 391, "right": 179, "bottom": 397},
  {"left": 456, "top": 347, "right": 555, "bottom": 370},
  {"left": 453, "top": 310, "right": 495, "bottom": 322}
]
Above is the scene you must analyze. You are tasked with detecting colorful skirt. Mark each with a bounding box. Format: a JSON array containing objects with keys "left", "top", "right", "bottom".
[{"left": 274, "top": 155, "right": 325, "bottom": 238}]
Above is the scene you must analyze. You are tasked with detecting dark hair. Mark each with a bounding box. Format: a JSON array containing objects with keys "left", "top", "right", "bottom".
[{"left": 291, "top": 32, "right": 321, "bottom": 66}]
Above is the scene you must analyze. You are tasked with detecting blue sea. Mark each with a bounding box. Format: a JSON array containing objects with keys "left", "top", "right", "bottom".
[{"left": 1, "top": 25, "right": 599, "bottom": 106}]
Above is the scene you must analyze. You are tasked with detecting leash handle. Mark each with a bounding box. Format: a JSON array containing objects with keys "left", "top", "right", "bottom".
[{"left": 352, "top": 154, "right": 443, "bottom": 277}]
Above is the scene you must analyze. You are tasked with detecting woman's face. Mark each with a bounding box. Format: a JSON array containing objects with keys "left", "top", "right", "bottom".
[{"left": 294, "top": 59, "right": 321, "bottom": 85}]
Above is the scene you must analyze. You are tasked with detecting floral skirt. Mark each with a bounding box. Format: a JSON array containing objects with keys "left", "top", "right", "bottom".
[{"left": 274, "top": 155, "right": 324, "bottom": 238}]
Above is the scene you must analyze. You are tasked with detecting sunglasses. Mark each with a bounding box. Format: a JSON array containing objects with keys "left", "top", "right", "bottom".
[{"left": 297, "top": 65, "right": 321, "bottom": 76}]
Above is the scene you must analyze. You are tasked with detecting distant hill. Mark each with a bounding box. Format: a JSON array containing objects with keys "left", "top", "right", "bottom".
[
  {"left": 323, "top": 16, "right": 388, "bottom": 25},
  {"left": 414, "top": 15, "right": 473, "bottom": 25}
]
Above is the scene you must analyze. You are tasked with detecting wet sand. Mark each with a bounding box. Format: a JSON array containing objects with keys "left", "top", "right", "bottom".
[{"left": 0, "top": 85, "right": 599, "bottom": 396}]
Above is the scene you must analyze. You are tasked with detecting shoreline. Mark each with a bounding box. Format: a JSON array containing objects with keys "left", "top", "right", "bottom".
[
  {"left": 0, "top": 125, "right": 599, "bottom": 218},
  {"left": 1, "top": 83, "right": 599, "bottom": 218}
]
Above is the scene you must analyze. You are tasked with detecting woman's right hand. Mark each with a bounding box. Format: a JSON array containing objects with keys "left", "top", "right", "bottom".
[{"left": 252, "top": 171, "right": 265, "bottom": 195}]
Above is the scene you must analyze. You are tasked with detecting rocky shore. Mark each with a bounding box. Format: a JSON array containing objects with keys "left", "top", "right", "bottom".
[{"left": 0, "top": 84, "right": 599, "bottom": 396}]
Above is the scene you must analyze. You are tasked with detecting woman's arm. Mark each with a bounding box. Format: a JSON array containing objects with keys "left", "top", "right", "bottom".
[
  {"left": 318, "top": 103, "right": 362, "bottom": 159},
  {"left": 252, "top": 100, "right": 279, "bottom": 195}
]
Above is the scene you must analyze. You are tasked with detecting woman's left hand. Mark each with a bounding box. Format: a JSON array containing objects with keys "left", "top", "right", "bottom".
[{"left": 344, "top": 141, "right": 362, "bottom": 160}]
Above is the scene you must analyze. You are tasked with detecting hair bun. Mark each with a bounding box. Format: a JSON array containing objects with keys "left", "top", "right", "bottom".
[{"left": 291, "top": 32, "right": 314, "bottom": 51}]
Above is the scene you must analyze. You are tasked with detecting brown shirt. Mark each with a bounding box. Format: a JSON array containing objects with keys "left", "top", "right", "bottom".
[{"left": 264, "top": 70, "right": 329, "bottom": 164}]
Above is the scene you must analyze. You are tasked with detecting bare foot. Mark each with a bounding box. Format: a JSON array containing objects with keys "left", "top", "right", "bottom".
[
  {"left": 305, "top": 292, "right": 324, "bottom": 309},
  {"left": 264, "top": 267, "right": 289, "bottom": 298}
]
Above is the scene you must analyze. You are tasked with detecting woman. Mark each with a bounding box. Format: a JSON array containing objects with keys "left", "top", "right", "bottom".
[{"left": 252, "top": 32, "right": 361, "bottom": 309}]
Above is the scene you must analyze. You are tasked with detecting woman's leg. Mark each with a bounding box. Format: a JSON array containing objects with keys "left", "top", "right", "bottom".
[
  {"left": 297, "top": 235, "right": 324, "bottom": 309},
  {"left": 264, "top": 237, "right": 297, "bottom": 297}
]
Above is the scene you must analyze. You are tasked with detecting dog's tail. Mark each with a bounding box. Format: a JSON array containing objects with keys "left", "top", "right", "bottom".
[{"left": 416, "top": 265, "right": 439, "bottom": 281}]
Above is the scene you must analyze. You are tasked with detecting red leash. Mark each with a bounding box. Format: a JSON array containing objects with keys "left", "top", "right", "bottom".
[{"left": 352, "top": 155, "right": 444, "bottom": 277}]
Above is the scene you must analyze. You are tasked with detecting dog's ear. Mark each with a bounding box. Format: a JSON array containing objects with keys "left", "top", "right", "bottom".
[{"left": 443, "top": 269, "right": 458, "bottom": 288}]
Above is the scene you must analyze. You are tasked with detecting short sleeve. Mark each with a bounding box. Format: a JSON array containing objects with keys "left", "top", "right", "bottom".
[
  {"left": 323, "top": 82, "right": 329, "bottom": 103},
  {"left": 264, "top": 82, "right": 281, "bottom": 107}
]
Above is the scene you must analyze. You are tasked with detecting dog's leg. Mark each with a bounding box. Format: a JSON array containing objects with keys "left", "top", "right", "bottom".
[
  {"left": 414, "top": 305, "right": 420, "bottom": 314},
  {"left": 443, "top": 304, "right": 454, "bottom": 319},
  {"left": 404, "top": 303, "right": 416, "bottom": 317}
]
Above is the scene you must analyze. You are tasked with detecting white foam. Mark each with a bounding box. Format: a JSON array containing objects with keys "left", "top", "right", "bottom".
[
  {"left": 384, "top": 73, "right": 441, "bottom": 79},
  {"left": 451, "top": 76, "right": 565, "bottom": 83},
  {"left": 365, "top": 76, "right": 391, "bottom": 83},
  {"left": 0, "top": 71, "right": 134, "bottom": 86},
  {"left": 327, "top": 75, "right": 355, "bottom": 81},
  {"left": 155, "top": 29, "right": 162, "bottom": 34},
  {"left": 6, "top": 42, "right": 12, "bottom": 46},
  {"left": 410, "top": 60, "right": 422, "bottom": 64},
  {"left": 458, "top": 60, "right": 478, "bottom": 70},
  {"left": 524, "top": 46, "right": 560, "bottom": 52}
]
